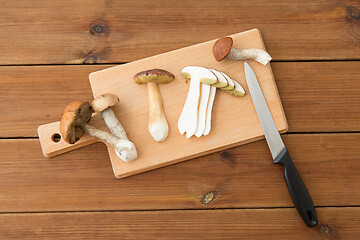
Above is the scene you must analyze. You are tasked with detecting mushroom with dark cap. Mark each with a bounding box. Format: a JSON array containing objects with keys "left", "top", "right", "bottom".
[
  {"left": 60, "top": 101, "right": 137, "bottom": 162},
  {"left": 134, "top": 69, "right": 175, "bottom": 142},
  {"left": 91, "top": 94, "right": 137, "bottom": 162},
  {"left": 213, "top": 37, "right": 272, "bottom": 65}
]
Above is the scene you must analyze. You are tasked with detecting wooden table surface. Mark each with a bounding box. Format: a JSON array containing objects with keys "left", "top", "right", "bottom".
[{"left": 1, "top": 0, "right": 360, "bottom": 239}]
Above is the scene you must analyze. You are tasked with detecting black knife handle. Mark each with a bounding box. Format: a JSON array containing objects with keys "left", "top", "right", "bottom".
[{"left": 274, "top": 147, "right": 318, "bottom": 227}]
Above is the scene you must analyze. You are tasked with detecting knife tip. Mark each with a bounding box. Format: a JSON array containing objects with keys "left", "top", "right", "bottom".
[{"left": 244, "top": 62, "right": 251, "bottom": 74}]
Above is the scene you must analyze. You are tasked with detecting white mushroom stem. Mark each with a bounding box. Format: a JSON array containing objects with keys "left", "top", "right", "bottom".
[
  {"left": 177, "top": 72, "right": 198, "bottom": 136},
  {"left": 101, "top": 107, "right": 137, "bottom": 162},
  {"left": 204, "top": 86, "right": 217, "bottom": 136},
  {"left": 227, "top": 47, "right": 272, "bottom": 66},
  {"left": 195, "top": 83, "right": 211, "bottom": 137},
  {"left": 76, "top": 118, "right": 137, "bottom": 162},
  {"left": 77, "top": 118, "right": 118, "bottom": 147},
  {"left": 147, "top": 82, "right": 169, "bottom": 142},
  {"left": 101, "top": 108, "right": 129, "bottom": 140}
]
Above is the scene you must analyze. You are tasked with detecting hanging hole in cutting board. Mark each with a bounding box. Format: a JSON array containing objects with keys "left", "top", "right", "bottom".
[{"left": 51, "top": 133, "right": 61, "bottom": 143}]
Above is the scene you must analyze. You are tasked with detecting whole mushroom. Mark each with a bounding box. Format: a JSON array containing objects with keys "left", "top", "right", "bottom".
[
  {"left": 60, "top": 101, "right": 137, "bottom": 162},
  {"left": 91, "top": 94, "right": 137, "bottom": 162},
  {"left": 134, "top": 69, "right": 175, "bottom": 142},
  {"left": 91, "top": 94, "right": 128, "bottom": 139},
  {"left": 213, "top": 37, "right": 272, "bottom": 65}
]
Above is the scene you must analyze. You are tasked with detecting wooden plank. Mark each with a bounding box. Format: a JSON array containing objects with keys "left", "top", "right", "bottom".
[
  {"left": 0, "top": 207, "right": 359, "bottom": 239},
  {"left": 1, "top": 61, "right": 359, "bottom": 138},
  {"left": 0, "top": 134, "right": 359, "bottom": 212},
  {"left": 0, "top": 0, "right": 360, "bottom": 64},
  {"left": 38, "top": 29, "right": 288, "bottom": 179},
  {"left": 274, "top": 61, "right": 360, "bottom": 132},
  {"left": 0, "top": 65, "right": 104, "bottom": 137}
]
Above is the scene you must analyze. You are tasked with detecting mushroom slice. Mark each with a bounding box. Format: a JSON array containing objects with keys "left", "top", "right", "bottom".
[
  {"left": 225, "top": 79, "right": 245, "bottom": 96},
  {"left": 178, "top": 66, "right": 217, "bottom": 138},
  {"left": 219, "top": 71, "right": 235, "bottom": 90},
  {"left": 204, "top": 69, "right": 245, "bottom": 97},
  {"left": 178, "top": 68, "right": 200, "bottom": 135},
  {"left": 203, "top": 85, "right": 217, "bottom": 136},
  {"left": 209, "top": 69, "right": 228, "bottom": 88},
  {"left": 198, "top": 70, "right": 218, "bottom": 85},
  {"left": 195, "top": 82, "right": 211, "bottom": 137}
]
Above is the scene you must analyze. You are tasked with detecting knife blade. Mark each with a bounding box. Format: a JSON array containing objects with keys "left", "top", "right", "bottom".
[{"left": 244, "top": 62, "right": 318, "bottom": 227}]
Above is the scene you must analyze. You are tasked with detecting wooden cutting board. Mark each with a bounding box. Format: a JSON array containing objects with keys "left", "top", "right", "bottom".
[{"left": 38, "top": 29, "right": 288, "bottom": 179}]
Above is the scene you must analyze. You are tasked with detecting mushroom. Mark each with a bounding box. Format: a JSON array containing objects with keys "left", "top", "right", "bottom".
[
  {"left": 213, "top": 37, "right": 272, "bottom": 65},
  {"left": 218, "top": 71, "right": 235, "bottom": 90},
  {"left": 134, "top": 69, "right": 175, "bottom": 142},
  {"left": 60, "top": 101, "right": 136, "bottom": 162},
  {"left": 195, "top": 82, "right": 211, "bottom": 137},
  {"left": 178, "top": 66, "right": 217, "bottom": 138},
  {"left": 203, "top": 85, "right": 217, "bottom": 136},
  {"left": 209, "top": 69, "right": 227, "bottom": 88},
  {"left": 91, "top": 94, "right": 137, "bottom": 162},
  {"left": 225, "top": 78, "right": 245, "bottom": 97},
  {"left": 201, "top": 68, "right": 245, "bottom": 97}
]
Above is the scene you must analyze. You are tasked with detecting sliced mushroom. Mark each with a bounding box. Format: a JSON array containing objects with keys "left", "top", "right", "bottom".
[
  {"left": 209, "top": 69, "right": 228, "bottom": 88},
  {"left": 203, "top": 68, "right": 245, "bottom": 97},
  {"left": 60, "top": 101, "right": 136, "bottom": 162},
  {"left": 213, "top": 37, "right": 272, "bottom": 65},
  {"left": 178, "top": 66, "right": 217, "bottom": 138},
  {"left": 91, "top": 94, "right": 137, "bottom": 162},
  {"left": 225, "top": 79, "right": 245, "bottom": 96},
  {"left": 203, "top": 85, "right": 217, "bottom": 136},
  {"left": 178, "top": 67, "right": 202, "bottom": 137},
  {"left": 219, "top": 71, "right": 235, "bottom": 90},
  {"left": 195, "top": 82, "right": 211, "bottom": 137},
  {"left": 134, "top": 69, "right": 175, "bottom": 142}
]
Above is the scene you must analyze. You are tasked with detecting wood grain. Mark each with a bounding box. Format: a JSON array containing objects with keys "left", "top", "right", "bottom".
[
  {"left": 2, "top": 0, "right": 359, "bottom": 238},
  {"left": 1, "top": 62, "right": 359, "bottom": 138},
  {"left": 274, "top": 61, "right": 360, "bottom": 133},
  {"left": 0, "top": 65, "right": 105, "bottom": 137},
  {"left": 38, "top": 29, "right": 288, "bottom": 178},
  {"left": 0, "top": 133, "right": 359, "bottom": 212},
  {"left": 0, "top": 0, "right": 360, "bottom": 64},
  {"left": 1, "top": 207, "right": 359, "bottom": 239}
]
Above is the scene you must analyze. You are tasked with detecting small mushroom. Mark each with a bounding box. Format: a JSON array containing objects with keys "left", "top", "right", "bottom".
[
  {"left": 60, "top": 101, "right": 137, "bottom": 162},
  {"left": 213, "top": 37, "right": 272, "bottom": 65},
  {"left": 134, "top": 69, "right": 175, "bottom": 142},
  {"left": 91, "top": 94, "right": 137, "bottom": 162},
  {"left": 91, "top": 94, "right": 127, "bottom": 139}
]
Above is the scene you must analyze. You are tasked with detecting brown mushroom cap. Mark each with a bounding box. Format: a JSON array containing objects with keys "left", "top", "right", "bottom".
[
  {"left": 60, "top": 101, "right": 92, "bottom": 144},
  {"left": 91, "top": 93, "right": 119, "bottom": 112},
  {"left": 213, "top": 37, "right": 233, "bottom": 61},
  {"left": 134, "top": 69, "right": 175, "bottom": 84}
]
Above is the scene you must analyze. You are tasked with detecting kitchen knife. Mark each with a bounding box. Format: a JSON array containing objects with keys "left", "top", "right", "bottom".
[{"left": 244, "top": 62, "right": 318, "bottom": 227}]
